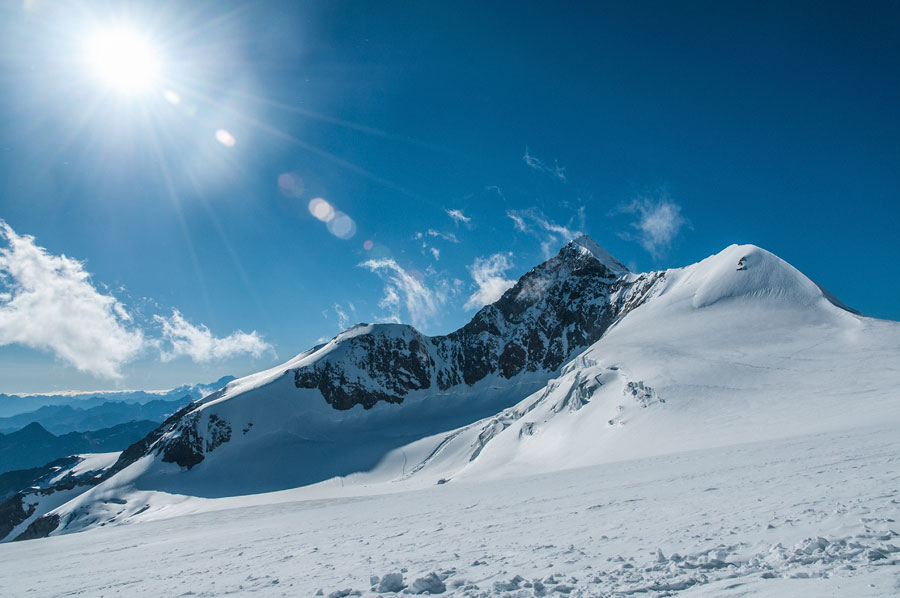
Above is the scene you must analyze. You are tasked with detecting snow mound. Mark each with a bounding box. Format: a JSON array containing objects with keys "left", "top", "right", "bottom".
[{"left": 673, "top": 244, "right": 843, "bottom": 311}]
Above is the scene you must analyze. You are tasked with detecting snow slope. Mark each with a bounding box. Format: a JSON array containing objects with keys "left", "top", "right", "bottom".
[
  {"left": 17, "top": 242, "right": 900, "bottom": 539},
  {"left": 369, "top": 243, "right": 900, "bottom": 485},
  {"left": 1, "top": 424, "right": 898, "bottom": 597},
  {"left": 2, "top": 240, "right": 899, "bottom": 595},
  {"left": 11, "top": 237, "right": 656, "bottom": 508}
]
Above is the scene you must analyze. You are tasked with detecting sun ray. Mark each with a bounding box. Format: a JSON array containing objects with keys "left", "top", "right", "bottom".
[
  {"left": 144, "top": 99, "right": 273, "bottom": 329},
  {"left": 136, "top": 102, "right": 215, "bottom": 319}
]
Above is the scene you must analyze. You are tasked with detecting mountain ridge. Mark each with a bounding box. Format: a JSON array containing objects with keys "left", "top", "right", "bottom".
[
  {"left": 0, "top": 376, "right": 235, "bottom": 419},
  {"left": 0, "top": 420, "right": 158, "bottom": 474},
  {"left": 10, "top": 237, "right": 896, "bottom": 542}
]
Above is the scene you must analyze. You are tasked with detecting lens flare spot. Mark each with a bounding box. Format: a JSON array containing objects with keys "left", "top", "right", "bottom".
[
  {"left": 327, "top": 212, "right": 357, "bottom": 240},
  {"left": 278, "top": 173, "right": 305, "bottom": 198},
  {"left": 215, "top": 129, "right": 236, "bottom": 147},
  {"left": 163, "top": 90, "right": 181, "bottom": 105},
  {"left": 308, "top": 198, "right": 335, "bottom": 222},
  {"left": 363, "top": 240, "right": 374, "bottom": 251}
]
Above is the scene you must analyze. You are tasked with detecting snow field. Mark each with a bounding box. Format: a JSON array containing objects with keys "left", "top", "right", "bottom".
[{"left": 1, "top": 421, "right": 898, "bottom": 597}]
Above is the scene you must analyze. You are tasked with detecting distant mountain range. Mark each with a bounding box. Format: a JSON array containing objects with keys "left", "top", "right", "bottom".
[
  {"left": 0, "top": 376, "right": 235, "bottom": 418},
  {"left": 0, "top": 421, "right": 158, "bottom": 474},
  {"left": 0, "top": 396, "right": 197, "bottom": 435},
  {"left": 0, "top": 376, "right": 234, "bottom": 476}
]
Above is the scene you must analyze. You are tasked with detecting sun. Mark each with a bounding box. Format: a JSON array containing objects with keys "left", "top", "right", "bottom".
[{"left": 86, "top": 27, "right": 161, "bottom": 94}]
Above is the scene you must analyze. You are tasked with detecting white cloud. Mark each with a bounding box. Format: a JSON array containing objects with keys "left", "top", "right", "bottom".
[
  {"left": 426, "top": 229, "right": 459, "bottom": 243},
  {"left": 506, "top": 211, "right": 528, "bottom": 232},
  {"left": 332, "top": 302, "right": 356, "bottom": 330},
  {"left": 155, "top": 310, "right": 272, "bottom": 363},
  {"left": 0, "top": 220, "right": 276, "bottom": 377},
  {"left": 445, "top": 209, "right": 471, "bottom": 225},
  {"left": 523, "top": 147, "right": 567, "bottom": 182},
  {"left": 464, "top": 253, "right": 516, "bottom": 310},
  {"left": 505, "top": 208, "right": 582, "bottom": 258},
  {"left": 0, "top": 221, "right": 144, "bottom": 378},
  {"left": 430, "top": 247, "right": 440, "bottom": 261},
  {"left": 334, "top": 303, "right": 350, "bottom": 329},
  {"left": 360, "top": 258, "right": 446, "bottom": 328},
  {"left": 620, "top": 197, "right": 687, "bottom": 258}
]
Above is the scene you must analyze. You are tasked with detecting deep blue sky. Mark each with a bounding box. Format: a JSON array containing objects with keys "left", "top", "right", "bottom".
[{"left": 0, "top": 1, "right": 898, "bottom": 392}]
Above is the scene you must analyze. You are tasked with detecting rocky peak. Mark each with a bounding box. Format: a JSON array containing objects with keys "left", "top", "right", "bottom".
[
  {"left": 115, "top": 239, "right": 666, "bottom": 479},
  {"left": 566, "top": 235, "right": 629, "bottom": 276},
  {"left": 293, "top": 238, "right": 661, "bottom": 407}
]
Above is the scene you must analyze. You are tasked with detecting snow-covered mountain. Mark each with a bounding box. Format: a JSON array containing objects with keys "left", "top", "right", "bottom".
[{"left": 8, "top": 237, "right": 900, "bottom": 545}]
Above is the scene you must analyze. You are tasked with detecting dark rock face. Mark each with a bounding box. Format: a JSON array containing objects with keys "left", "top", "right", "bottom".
[
  {"left": 0, "top": 493, "right": 34, "bottom": 541},
  {"left": 294, "top": 329, "right": 435, "bottom": 409},
  {"left": 13, "top": 513, "right": 59, "bottom": 542},
  {"left": 290, "top": 238, "right": 667, "bottom": 410},
  {"left": 137, "top": 403, "right": 234, "bottom": 472},
  {"left": 160, "top": 413, "right": 204, "bottom": 469},
  {"left": 435, "top": 243, "right": 646, "bottom": 386},
  {"left": 206, "top": 415, "right": 231, "bottom": 452},
  {"left": 109, "top": 400, "right": 202, "bottom": 474},
  {"left": 156, "top": 410, "right": 233, "bottom": 470}
]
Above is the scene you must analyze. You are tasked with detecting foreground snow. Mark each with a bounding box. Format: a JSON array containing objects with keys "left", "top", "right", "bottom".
[{"left": 2, "top": 422, "right": 898, "bottom": 597}]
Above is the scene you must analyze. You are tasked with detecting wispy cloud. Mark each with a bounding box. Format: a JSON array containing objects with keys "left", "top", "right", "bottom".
[
  {"left": 0, "top": 221, "right": 145, "bottom": 378},
  {"left": 445, "top": 208, "right": 471, "bottom": 225},
  {"left": 464, "top": 253, "right": 516, "bottom": 310},
  {"left": 155, "top": 310, "right": 273, "bottom": 363},
  {"left": 505, "top": 208, "right": 582, "bottom": 258},
  {"left": 426, "top": 229, "right": 459, "bottom": 243},
  {"left": 523, "top": 147, "right": 567, "bottom": 182},
  {"left": 507, "top": 211, "right": 527, "bottom": 232},
  {"left": 334, "top": 303, "right": 350, "bottom": 329},
  {"left": 413, "top": 229, "right": 457, "bottom": 262},
  {"left": 619, "top": 196, "right": 687, "bottom": 258},
  {"left": 0, "top": 220, "right": 274, "bottom": 377},
  {"left": 360, "top": 258, "right": 446, "bottom": 329},
  {"left": 485, "top": 185, "right": 505, "bottom": 200}
]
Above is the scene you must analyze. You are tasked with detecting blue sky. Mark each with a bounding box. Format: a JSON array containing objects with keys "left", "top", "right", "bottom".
[{"left": 0, "top": 1, "right": 898, "bottom": 393}]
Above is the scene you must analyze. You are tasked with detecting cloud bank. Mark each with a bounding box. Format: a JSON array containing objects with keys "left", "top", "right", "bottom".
[
  {"left": 0, "top": 220, "right": 273, "bottom": 378},
  {"left": 0, "top": 221, "right": 144, "bottom": 378},
  {"left": 155, "top": 310, "right": 272, "bottom": 363}
]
